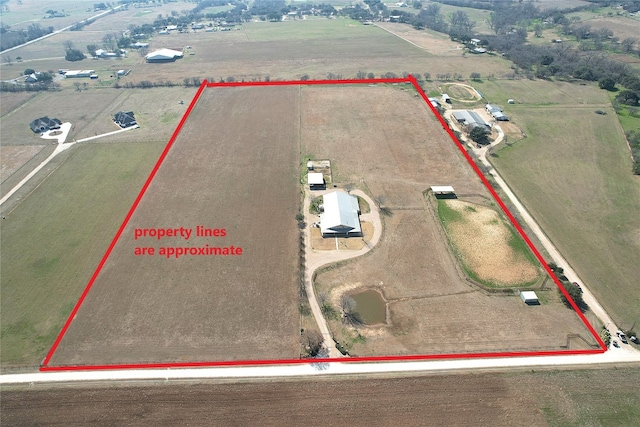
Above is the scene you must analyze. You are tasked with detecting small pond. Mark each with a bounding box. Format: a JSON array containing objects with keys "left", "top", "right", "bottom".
[{"left": 350, "top": 289, "right": 386, "bottom": 325}]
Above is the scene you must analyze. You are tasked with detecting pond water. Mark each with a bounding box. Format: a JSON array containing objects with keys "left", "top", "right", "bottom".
[{"left": 351, "top": 289, "right": 386, "bottom": 325}]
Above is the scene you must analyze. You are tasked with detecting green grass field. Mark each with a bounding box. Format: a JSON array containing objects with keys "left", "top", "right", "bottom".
[
  {"left": 242, "top": 18, "right": 380, "bottom": 42},
  {"left": 491, "top": 105, "right": 640, "bottom": 326},
  {"left": 0, "top": 141, "right": 164, "bottom": 369},
  {"left": 0, "top": 0, "right": 97, "bottom": 28}
]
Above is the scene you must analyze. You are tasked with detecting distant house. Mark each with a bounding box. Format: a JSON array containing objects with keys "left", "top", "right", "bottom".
[
  {"left": 320, "top": 191, "right": 362, "bottom": 238},
  {"left": 308, "top": 172, "right": 325, "bottom": 190},
  {"left": 428, "top": 97, "right": 440, "bottom": 108},
  {"left": 94, "top": 49, "right": 120, "bottom": 58},
  {"left": 485, "top": 103, "right": 509, "bottom": 121},
  {"left": 452, "top": 110, "right": 490, "bottom": 130},
  {"left": 24, "top": 72, "right": 43, "bottom": 83},
  {"left": 131, "top": 42, "right": 149, "bottom": 49},
  {"left": 145, "top": 48, "right": 184, "bottom": 62},
  {"left": 64, "top": 69, "right": 95, "bottom": 78},
  {"left": 113, "top": 111, "right": 137, "bottom": 128},
  {"left": 441, "top": 94, "right": 451, "bottom": 104},
  {"left": 30, "top": 116, "right": 61, "bottom": 133}
]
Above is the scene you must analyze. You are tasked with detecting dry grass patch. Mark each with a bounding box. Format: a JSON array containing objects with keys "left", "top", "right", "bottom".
[{"left": 439, "top": 200, "right": 540, "bottom": 287}]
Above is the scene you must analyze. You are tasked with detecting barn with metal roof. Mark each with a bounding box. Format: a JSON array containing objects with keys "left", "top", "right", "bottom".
[{"left": 320, "top": 191, "right": 362, "bottom": 238}]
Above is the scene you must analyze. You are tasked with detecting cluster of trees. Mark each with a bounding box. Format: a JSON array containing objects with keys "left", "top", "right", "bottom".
[
  {"left": 0, "top": 81, "right": 59, "bottom": 92},
  {"left": 23, "top": 68, "right": 54, "bottom": 83},
  {"left": 624, "top": 130, "right": 640, "bottom": 175},
  {"left": 84, "top": 33, "right": 131, "bottom": 57},
  {"left": 584, "top": 0, "right": 640, "bottom": 13},
  {"left": 339, "top": 0, "right": 384, "bottom": 22},
  {"left": 0, "top": 23, "right": 54, "bottom": 51},
  {"left": 548, "top": 263, "right": 588, "bottom": 312},
  {"left": 63, "top": 41, "right": 86, "bottom": 62}
]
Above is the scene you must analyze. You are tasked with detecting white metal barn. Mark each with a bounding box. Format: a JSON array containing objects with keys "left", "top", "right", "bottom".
[
  {"left": 320, "top": 191, "right": 362, "bottom": 238},
  {"left": 145, "top": 48, "right": 184, "bottom": 62},
  {"left": 308, "top": 172, "right": 325, "bottom": 190},
  {"left": 520, "top": 291, "right": 539, "bottom": 305}
]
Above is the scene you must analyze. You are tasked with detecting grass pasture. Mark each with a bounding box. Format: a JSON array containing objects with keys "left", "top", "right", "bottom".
[
  {"left": 48, "top": 86, "right": 301, "bottom": 367},
  {"left": 0, "top": 141, "right": 165, "bottom": 369},
  {"left": 438, "top": 199, "right": 541, "bottom": 288},
  {"left": 492, "top": 106, "right": 640, "bottom": 326},
  {"left": 0, "top": 0, "right": 98, "bottom": 29}
]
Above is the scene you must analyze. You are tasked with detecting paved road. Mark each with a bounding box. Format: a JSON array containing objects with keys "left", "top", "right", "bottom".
[{"left": 2, "top": 345, "right": 638, "bottom": 385}]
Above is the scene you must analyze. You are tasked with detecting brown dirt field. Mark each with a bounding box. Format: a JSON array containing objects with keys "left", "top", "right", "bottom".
[
  {"left": 497, "top": 121, "right": 525, "bottom": 142},
  {"left": 376, "top": 22, "right": 464, "bottom": 56},
  {"left": 4, "top": 368, "right": 639, "bottom": 426},
  {"left": 444, "top": 200, "right": 540, "bottom": 286},
  {"left": 0, "top": 144, "right": 47, "bottom": 183},
  {"left": 306, "top": 85, "right": 596, "bottom": 356},
  {"left": 584, "top": 17, "right": 640, "bottom": 46},
  {"left": 0, "top": 92, "right": 39, "bottom": 117},
  {"left": 49, "top": 86, "right": 301, "bottom": 366}
]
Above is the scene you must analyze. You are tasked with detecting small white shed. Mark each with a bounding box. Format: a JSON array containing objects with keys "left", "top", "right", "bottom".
[
  {"left": 308, "top": 172, "right": 325, "bottom": 190},
  {"left": 520, "top": 291, "right": 539, "bottom": 305}
]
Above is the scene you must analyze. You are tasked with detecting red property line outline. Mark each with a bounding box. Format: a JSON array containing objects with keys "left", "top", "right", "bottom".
[{"left": 41, "top": 76, "right": 605, "bottom": 372}]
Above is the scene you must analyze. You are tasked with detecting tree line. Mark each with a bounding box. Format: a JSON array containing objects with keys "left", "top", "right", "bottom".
[{"left": 0, "top": 23, "right": 54, "bottom": 51}]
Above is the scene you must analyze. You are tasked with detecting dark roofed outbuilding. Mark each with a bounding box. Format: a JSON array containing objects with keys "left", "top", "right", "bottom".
[
  {"left": 29, "top": 117, "right": 61, "bottom": 133},
  {"left": 113, "top": 111, "right": 137, "bottom": 128}
]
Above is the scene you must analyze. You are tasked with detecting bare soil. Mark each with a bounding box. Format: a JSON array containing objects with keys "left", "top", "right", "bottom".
[
  {"left": 444, "top": 200, "right": 540, "bottom": 286},
  {"left": 48, "top": 86, "right": 301, "bottom": 366},
  {"left": 0, "top": 144, "right": 47, "bottom": 183},
  {"left": 4, "top": 368, "right": 639, "bottom": 426}
]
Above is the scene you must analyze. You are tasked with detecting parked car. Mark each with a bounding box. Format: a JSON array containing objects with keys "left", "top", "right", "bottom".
[
  {"left": 612, "top": 340, "right": 620, "bottom": 348},
  {"left": 616, "top": 331, "right": 628, "bottom": 344}
]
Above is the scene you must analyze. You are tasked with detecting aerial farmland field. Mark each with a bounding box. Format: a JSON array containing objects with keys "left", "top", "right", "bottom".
[
  {"left": 303, "top": 84, "right": 597, "bottom": 357},
  {"left": 48, "top": 86, "right": 302, "bottom": 366},
  {"left": 34, "top": 81, "right": 600, "bottom": 368}
]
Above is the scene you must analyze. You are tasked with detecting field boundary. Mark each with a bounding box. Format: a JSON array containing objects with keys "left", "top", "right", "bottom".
[{"left": 40, "top": 76, "right": 605, "bottom": 372}]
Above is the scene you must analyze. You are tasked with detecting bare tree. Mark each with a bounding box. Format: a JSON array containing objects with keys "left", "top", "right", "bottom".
[
  {"left": 3, "top": 55, "right": 12, "bottom": 66},
  {"left": 341, "top": 295, "right": 363, "bottom": 326},
  {"left": 621, "top": 37, "right": 637, "bottom": 53},
  {"left": 344, "top": 183, "right": 354, "bottom": 193},
  {"left": 301, "top": 329, "right": 324, "bottom": 357},
  {"left": 373, "top": 195, "right": 392, "bottom": 216},
  {"left": 63, "top": 40, "right": 74, "bottom": 51},
  {"left": 102, "top": 33, "right": 117, "bottom": 51},
  {"left": 534, "top": 23, "right": 543, "bottom": 38}
]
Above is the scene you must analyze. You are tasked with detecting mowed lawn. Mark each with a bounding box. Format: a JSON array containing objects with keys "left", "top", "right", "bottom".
[
  {"left": 492, "top": 106, "right": 640, "bottom": 326},
  {"left": 1, "top": 141, "right": 165, "bottom": 369},
  {"left": 48, "top": 86, "right": 301, "bottom": 366}
]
